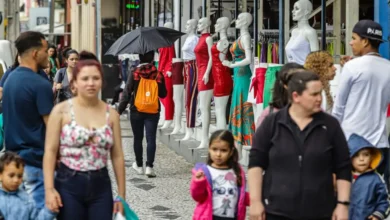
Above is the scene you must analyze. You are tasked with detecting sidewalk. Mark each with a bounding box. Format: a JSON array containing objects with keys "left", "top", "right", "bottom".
[{"left": 108, "top": 115, "right": 195, "bottom": 219}]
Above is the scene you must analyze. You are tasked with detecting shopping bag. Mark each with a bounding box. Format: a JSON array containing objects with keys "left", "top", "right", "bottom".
[
  {"left": 114, "top": 212, "right": 126, "bottom": 220},
  {"left": 117, "top": 196, "right": 139, "bottom": 220}
]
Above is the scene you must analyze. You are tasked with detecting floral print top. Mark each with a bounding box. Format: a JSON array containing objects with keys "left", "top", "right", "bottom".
[{"left": 59, "top": 100, "right": 114, "bottom": 171}]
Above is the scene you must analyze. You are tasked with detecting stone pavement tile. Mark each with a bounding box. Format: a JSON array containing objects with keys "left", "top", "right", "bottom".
[{"left": 108, "top": 120, "right": 196, "bottom": 219}]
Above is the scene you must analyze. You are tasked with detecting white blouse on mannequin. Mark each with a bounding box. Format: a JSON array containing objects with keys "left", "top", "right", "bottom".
[{"left": 182, "top": 35, "right": 199, "bottom": 60}]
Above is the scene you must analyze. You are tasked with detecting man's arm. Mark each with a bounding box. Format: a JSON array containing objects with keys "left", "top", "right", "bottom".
[
  {"left": 43, "top": 115, "right": 49, "bottom": 125},
  {"left": 36, "top": 82, "right": 54, "bottom": 120},
  {"left": 332, "top": 65, "right": 355, "bottom": 122}
]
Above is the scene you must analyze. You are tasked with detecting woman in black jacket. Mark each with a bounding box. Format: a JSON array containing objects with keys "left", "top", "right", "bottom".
[
  {"left": 118, "top": 51, "right": 167, "bottom": 178},
  {"left": 248, "top": 71, "right": 351, "bottom": 220}
]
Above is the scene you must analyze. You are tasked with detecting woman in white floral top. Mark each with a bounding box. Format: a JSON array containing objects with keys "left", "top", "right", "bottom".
[{"left": 43, "top": 51, "right": 126, "bottom": 220}]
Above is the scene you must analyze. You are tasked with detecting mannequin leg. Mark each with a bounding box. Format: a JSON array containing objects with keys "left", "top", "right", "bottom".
[
  {"left": 214, "top": 96, "right": 229, "bottom": 130},
  {"left": 197, "top": 90, "right": 213, "bottom": 149},
  {"left": 161, "top": 75, "right": 174, "bottom": 129},
  {"left": 171, "top": 85, "right": 184, "bottom": 134},
  {"left": 182, "top": 127, "right": 194, "bottom": 141},
  {"left": 159, "top": 100, "right": 165, "bottom": 126},
  {"left": 252, "top": 104, "right": 258, "bottom": 124}
]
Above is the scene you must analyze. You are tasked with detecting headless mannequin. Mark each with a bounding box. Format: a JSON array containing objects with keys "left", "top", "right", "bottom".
[
  {"left": 252, "top": 62, "right": 268, "bottom": 121},
  {"left": 223, "top": 12, "right": 254, "bottom": 162},
  {"left": 171, "top": 58, "right": 184, "bottom": 134},
  {"left": 160, "top": 22, "right": 175, "bottom": 129},
  {"left": 195, "top": 17, "right": 213, "bottom": 149},
  {"left": 213, "top": 17, "right": 232, "bottom": 130},
  {"left": 182, "top": 19, "right": 199, "bottom": 141},
  {"left": 285, "top": 0, "right": 319, "bottom": 65}
]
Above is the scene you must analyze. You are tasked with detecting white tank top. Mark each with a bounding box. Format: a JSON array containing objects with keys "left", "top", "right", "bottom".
[
  {"left": 182, "top": 35, "right": 199, "bottom": 60},
  {"left": 285, "top": 33, "right": 311, "bottom": 65}
]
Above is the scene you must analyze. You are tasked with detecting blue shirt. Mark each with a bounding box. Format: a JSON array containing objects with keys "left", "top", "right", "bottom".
[
  {"left": 3, "top": 67, "right": 54, "bottom": 168},
  {"left": 0, "top": 68, "right": 49, "bottom": 87}
]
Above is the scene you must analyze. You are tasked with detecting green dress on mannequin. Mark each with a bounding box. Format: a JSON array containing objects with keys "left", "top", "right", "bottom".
[{"left": 228, "top": 39, "right": 255, "bottom": 146}]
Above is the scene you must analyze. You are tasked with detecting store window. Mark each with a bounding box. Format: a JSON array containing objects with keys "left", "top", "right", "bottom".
[
  {"left": 155, "top": 0, "right": 173, "bottom": 27},
  {"left": 123, "top": 0, "right": 142, "bottom": 31}
]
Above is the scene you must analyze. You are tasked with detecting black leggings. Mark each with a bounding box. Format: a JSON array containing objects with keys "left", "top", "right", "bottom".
[{"left": 266, "top": 213, "right": 330, "bottom": 220}]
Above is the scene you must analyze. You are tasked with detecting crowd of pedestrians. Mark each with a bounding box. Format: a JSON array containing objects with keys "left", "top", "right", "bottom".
[{"left": 0, "top": 18, "right": 389, "bottom": 220}]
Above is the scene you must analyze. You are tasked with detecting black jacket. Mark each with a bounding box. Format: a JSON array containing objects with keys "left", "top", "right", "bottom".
[
  {"left": 118, "top": 63, "right": 167, "bottom": 115},
  {"left": 249, "top": 106, "right": 351, "bottom": 219}
]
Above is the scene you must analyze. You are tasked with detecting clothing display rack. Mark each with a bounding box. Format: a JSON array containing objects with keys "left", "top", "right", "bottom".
[{"left": 257, "top": 30, "right": 280, "bottom": 64}]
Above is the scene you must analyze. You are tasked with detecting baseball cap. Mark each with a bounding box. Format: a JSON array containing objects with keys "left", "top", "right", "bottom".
[{"left": 352, "top": 20, "right": 387, "bottom": 42}]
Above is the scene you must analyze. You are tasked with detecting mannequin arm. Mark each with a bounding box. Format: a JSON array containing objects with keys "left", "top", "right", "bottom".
[
  {"left": 230, "top": 35, "right": 252, "bottom": 68},
  {"left": 203, "top": 36, "right": 213, "bottom": 84},
  {"left": 305, "top": 29, "right": 320, "bottom": 52},
  {"left": 217, "top": 39, "right": 229, "bottom": 62}
]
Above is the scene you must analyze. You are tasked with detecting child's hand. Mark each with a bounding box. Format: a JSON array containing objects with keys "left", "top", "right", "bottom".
[
  {"left": 195, "top": 171, "right": 205, "bottom": 180},
  {"left": 368, "top": 215, "right": 379, "bottom": 220}
]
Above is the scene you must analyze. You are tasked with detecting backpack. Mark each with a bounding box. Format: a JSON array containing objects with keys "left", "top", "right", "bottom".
[{"left": 134, "top": 75, "right": 159, "bottom": 114}]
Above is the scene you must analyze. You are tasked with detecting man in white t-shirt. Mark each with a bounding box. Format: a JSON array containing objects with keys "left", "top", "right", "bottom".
[{"left": 332, "top": 20, "right": 390, "bottom": 187}]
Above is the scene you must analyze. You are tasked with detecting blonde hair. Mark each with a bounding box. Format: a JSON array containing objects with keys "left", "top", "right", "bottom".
[{"left": 304, "top": 51, "right": 333, "bottom": 110}]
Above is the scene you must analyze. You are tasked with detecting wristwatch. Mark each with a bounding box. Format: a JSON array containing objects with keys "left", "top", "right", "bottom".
[{"left": 337, "top": 201, "right": 350, "bottom": 206}]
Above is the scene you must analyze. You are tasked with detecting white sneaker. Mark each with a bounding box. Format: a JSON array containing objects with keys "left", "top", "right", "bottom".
[
  {"left": 132, "top": 162, "right": 144, "bottom": 175},
  {"left": 145, "top": 166, "right": 156, "bottom": 178}
]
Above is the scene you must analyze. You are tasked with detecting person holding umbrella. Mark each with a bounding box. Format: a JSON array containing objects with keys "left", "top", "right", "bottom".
[{"left": 118, "top": 51, "right": 167, "bottom": 177}]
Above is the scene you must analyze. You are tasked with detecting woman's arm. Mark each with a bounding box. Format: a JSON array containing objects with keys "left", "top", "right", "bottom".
[
  {"left": 118, "top": 72, "right": 134, "bottom": 114},
  {"left": 110, "top": 109, "right": 126, "bottom": 199},
  {"left": 43, "top": 104, "right": 63, "bottom": 191},
  {"left": 55, "top": 58, "right": 61, "bottom": 69}
]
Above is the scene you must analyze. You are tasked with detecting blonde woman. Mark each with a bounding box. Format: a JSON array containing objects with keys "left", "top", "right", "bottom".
[{"left": 304, "top": 51, "right": 337, "bottom": 112}]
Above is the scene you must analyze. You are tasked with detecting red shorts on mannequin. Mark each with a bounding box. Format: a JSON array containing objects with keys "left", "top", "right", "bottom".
[{"left": 250, "top": 67, "right": 267, "bottom": 104}]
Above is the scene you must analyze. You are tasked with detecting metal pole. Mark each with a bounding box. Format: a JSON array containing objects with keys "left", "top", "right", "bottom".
[
  {"left": 163, "top": 0, "right": 166, "bottom": 24},
  {"left": 96, "top": 0, "right": 101, "bottom": 61},
  {"left": 49, "top": 0, "right": 55, "bottom": 43},
  {"left": 279, "top": 0, "right": 284, "bottom": 64},
  {"left": 157, "top": 0, "right": 160, "bottom": 26},
  {"left": 178, "top": 0, "right": 182, "bottom": 58},
  {"left": 235, "top": 0, "right": 239, "bottom": 38},
  {"left": 218, "top": 0, "right": 221, "bottom": 18},
  {"left": 203, "top": 0, "right": 207, "bottom": 17},
  {"left": 189, "top": 0, "right": 193, "bottom": 19},
  {"left": 149, "top": 0, "right": 152, "bottom": 26},
  {"left": 254, "top": 0, "right": 258, "bottom": 57},
  {"left": 321, "top": 0, "right": 326, "bottom": 50}
]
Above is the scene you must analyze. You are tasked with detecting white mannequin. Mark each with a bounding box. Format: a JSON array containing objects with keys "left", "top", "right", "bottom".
[
  {"left": 160, "top": 21, "right": 175, "bottom": 129},
  {"left": 214, "top": 17, "right": 231, "bottom": 130},
  {"left": 285, "top": 0, "right": 319, "bottom": 65},
  {"left": 196, "top": 17, "right": 213, "bottom": 149},
  {"left": 182, "top": 19, "right": 198, "bottom": 141},
  {"left": 171, "top": 58, "right": 184, "bottom": 135},
  {"left": 222, "top": 12, "right": 253, "bottom": 162}
]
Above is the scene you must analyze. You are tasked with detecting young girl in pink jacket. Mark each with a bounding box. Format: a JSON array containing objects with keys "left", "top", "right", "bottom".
[{"left": 190, "top": 130, "right": 249, "bottom": 220}]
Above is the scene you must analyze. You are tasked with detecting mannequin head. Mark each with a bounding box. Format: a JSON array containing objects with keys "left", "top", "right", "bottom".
[
  {"left": 215, "top": 17, "right": 230, "bottom": 33},
  {"left": 185, "top": 19, "right": 198, "bottom": 33},
  {"left": 197, "top": 17, "right": 211, "bottom": 33},
  {"left": 235, "top": 12, "right": 253, "bottom": 29},
  {"left": 164, "top": 22, "right": 174, "bottom": 29},
  {"left": 292, "top": 0, "right": 313, "bottom": 21}
]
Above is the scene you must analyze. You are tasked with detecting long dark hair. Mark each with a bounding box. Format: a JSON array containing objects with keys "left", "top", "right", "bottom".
[
  {"left": 207, "top": 130, "right": 242, "bottom": 187},
  {"left": 269, "top": 63, "right": 305, "bottom": 109},
  {"left": 48, "top": 45, "right": 58, "bottom": 59}
]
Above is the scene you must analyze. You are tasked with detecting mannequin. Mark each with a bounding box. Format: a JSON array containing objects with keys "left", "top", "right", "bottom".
[
  {"left": 181, "top": 19, "right": 199, "bottom": 141},
  {"left": 222, "top": 12, "right": 255, "bottom": 160},
  {"left": 171, "top": 58, "right": 184, "bottom": 134},
  {"left": 212, "top": 17, "right": 233, "bottom": 130},
  {"left": 159, "top": 22, "right": 176, "bottom": 129},
  {"left": 285, "top": 0, "right": 319, "bottom": 65},
  {"left": 194, "top": 17, "right": 214, "bottom": 149}
]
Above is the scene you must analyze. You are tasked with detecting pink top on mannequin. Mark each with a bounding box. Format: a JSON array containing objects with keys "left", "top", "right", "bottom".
[
  {"left": 211, "top": 43, "right": 232, "bottom": 97},
  {"left": 194, "top": 33, "right": 214, "bottom": 91}
]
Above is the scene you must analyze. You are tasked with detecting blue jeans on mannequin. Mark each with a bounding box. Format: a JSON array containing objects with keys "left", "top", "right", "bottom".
[
  {"left": 55, "top": 163, "right": 113, "bottom": 220},
  {"left": 130, "top": 111, "right": 159, "bottom": 168}
]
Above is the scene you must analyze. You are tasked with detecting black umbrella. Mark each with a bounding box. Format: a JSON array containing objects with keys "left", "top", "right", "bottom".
[{"left": 105, "top": 27, "right": 186, "bottom": 56}]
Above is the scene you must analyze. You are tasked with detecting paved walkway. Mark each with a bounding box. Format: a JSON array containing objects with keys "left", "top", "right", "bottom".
[{"left": 108, "top": 115, "right": 195, "bottom": 219}]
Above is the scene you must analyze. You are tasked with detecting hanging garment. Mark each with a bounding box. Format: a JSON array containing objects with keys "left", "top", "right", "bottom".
[
  {"left": 272, "top": 43, "right": 279, "bottom": 64},
  {"left": 211, "top": 43, "right": 233, "bottom": 97},
  {"left": 171, "top": 61, "right": 184, "bottom": 85},
  {"left": 184, "top": 60, "right": 198, "bottom": 128},
  {"left": 285, "top": 33, "right": 311, "bottom": 65},
  {"left": 267, "top": 43, "right": 273, "bottom": 64},
  {"left": 260, "top": 42, "right": 268, "bottom": 63},
  {"left": 250, "top": 67, "right": 267, "bottom": 104},
  {"left": 159, "top": 46, "right": 176, "bottom": 121},
  {"left": 263, "top": 65, "right": 282, "bottom": 109},
  {"left": 194, "top": 33, "right": 214, "bottom": 91},
  {"left": 228, "top": 39, "right": 255, "bottom": 146}
]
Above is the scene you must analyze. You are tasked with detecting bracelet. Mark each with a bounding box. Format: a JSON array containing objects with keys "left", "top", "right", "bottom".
[{"left": 337, "top": 201, "right": 350, "bottom": 206}]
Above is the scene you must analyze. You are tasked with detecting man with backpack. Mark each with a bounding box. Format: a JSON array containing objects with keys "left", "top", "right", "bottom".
[{"left": 118, "top": 51, "right": 167, "bottom": 177}]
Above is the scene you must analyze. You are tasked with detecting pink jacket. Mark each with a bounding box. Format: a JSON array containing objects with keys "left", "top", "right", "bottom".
[{"left": 190, "top": 163, "right": 249, "bottom": 220}]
